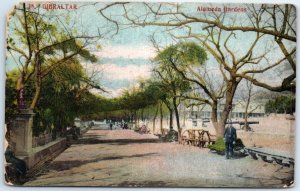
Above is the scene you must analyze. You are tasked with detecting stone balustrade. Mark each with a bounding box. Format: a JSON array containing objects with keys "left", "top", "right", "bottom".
[{"left": 32, "top": 133, "right": 54, "bottom": 148}]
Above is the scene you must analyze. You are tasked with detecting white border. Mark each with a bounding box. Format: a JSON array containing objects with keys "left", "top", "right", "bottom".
[{"left": 0, "top": 0, "right": 299, "bottom": 191}]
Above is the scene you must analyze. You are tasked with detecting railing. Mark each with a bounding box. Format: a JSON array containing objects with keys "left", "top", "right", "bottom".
[{"left": 32, "top": 133, "right": 54, "bottom": 148}]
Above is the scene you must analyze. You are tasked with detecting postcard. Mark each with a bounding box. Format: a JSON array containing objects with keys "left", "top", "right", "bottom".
[{"left": 4, "top": 1, "right": 296, "bottom": 188}]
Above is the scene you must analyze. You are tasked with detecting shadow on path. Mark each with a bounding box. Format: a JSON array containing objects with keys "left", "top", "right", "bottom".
[
  {"left": 73, "top": 138, "right": 160, "bottom": 145},
  {"left": 39, "top": 152, "right": 159, "bottom": 172}
]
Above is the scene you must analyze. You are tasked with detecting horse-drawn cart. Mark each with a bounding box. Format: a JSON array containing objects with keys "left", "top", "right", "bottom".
[{"left": 180, "top": 128, "right": 216, "bottom": 148}]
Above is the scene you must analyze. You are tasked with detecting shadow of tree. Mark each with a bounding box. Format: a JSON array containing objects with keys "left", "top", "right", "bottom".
[
  {"left": 41, "top": 152, "right": 159, "bottom": 172},
  {"left": 73, "top": 138, "right": 160, "bottom": 145}
]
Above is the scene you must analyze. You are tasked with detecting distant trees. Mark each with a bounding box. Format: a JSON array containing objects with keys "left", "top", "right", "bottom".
[
  {"left": 86, "top": 81, "right": 166, "bottom": 128},
  {"left": 265, "top": 95, "right": 295, "bottom": 114}
]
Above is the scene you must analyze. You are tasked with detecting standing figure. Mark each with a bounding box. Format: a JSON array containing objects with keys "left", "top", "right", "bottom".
[
  {"left": 109, "top": 123, "right": 113, "bottom": 130},
  {"left": 224, "top": 125, "right": 237, "bottom": 159}
]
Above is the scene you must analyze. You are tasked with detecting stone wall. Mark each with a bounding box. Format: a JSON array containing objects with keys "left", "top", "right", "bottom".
[{"left": 20, "top": 138, "right": 67, "bottom": 169}]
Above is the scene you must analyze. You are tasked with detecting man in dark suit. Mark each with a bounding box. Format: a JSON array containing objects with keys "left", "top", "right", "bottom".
[{"left": 224, "top": 125, "right": 237, "bottom": 159}]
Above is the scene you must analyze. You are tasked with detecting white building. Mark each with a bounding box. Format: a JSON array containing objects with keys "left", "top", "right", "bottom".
[{"left": 184, "top": 101, "right": 265, "bottom": 121}]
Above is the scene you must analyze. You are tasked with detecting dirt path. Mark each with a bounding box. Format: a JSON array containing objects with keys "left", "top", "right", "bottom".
[{"left": 24, "top": 129, "right": 294, "bottom": 187}]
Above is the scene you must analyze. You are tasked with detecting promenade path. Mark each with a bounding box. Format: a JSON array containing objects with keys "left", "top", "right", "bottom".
[{"left": 25, "top": 127, "right": 294, "bottom": 187}]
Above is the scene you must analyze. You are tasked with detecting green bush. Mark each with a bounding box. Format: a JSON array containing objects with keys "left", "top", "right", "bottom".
[
  {"left": 208, "top": 138, "right": 245, "bottom": 152},
  {"left": 208, "top": 138, "right": 225, "bottom": 152}
]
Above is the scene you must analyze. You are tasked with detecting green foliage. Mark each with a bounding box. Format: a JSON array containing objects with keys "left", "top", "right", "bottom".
[
  {"left": 154, "top": 42, "right": 207, "bottom": 95},
  {"left": 5, "top": 77, "right": 18, "bottom": 122},
  {"left": 42, "top": 108, "right": 54, "bottom": 129},
  {"left": 265, "top": 95, "right": 295, "bottom": 114},
  {"left": 208, "top": 138, "right": 245, "bottom": 153},
  {"left": 155, "top": 41, "right": 207, "bottom": 68},
  {"left": 153, "top": 41, "right": 208, "bottom": 108},
  {"left": 6, "top": 4, "right": 100, "bottom": 112},
  {"left": 81, "top": 79, "right": 176, "bottom": 122},
  {"left": 5, "top": 61, "right": 104, "bottom": 135},
  {"left": 208, "top": 138, "right": 225, "bottom": 152}
]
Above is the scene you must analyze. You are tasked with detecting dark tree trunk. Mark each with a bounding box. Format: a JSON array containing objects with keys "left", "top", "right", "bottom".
[
  {"left": 30, "top": 58, "right": 42, "bottom": 109},
  {"left": 211, "top": 100, "right": 219, "bottom": 136},
  {"left": 169, "top": 108, "right": 173, "bottom": 130},
  {"left": 134, "top": 111, "right": 138, "bottom": 128},
  {"left": 172, "top": 97, "right": 181, "bottom": 141},
  {"left": 160, "top": 102, "right": 163, "bottom": 134},
  {"left": 153, "top": 105, "right": 159, "bottom": 133},
  {"left": 217, "top": 80, "right": 239, "bottom": 138}
]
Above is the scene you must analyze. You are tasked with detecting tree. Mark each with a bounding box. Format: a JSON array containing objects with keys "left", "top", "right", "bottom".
[
  {"left": 99, "top": 3, "right": 296, "bottom": 138},
  {"left": 265, "top": 95, "right": 295, "bottom": 114},
  {"left": 141, "top": 80, "right": 167, "bottom": 133},
  {"left": 153, "top": 41, "right": 230, "bottom": 137},
  {"left": 7, "top": 3, "right": 101, "bottom": 110},
  {"left": 6, "top": 60, "right": 105, "bottom": 136},
  {"left": 154, "top": 42, "right": 204, "bottom": 139},
  {"left": 236, "top": 78, "right": 262, "bottom": 131},
  {"left": 99, "top": 3, "right": 296, "bottom": 92}
]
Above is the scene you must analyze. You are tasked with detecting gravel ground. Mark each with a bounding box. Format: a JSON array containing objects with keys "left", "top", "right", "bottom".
[{"left": 24, "top": 129, "right": 294, "bottom": 188}]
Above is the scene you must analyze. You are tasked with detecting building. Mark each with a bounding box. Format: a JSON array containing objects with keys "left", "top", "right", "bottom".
[{"left": 185, "top": 101, "right": 265, "bottom": 121}]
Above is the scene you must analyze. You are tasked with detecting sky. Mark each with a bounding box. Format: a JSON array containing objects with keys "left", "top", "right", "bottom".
[
  {"left": 5, "top": 2, "right": 296, "bottom": 98},
  {"left": 75, "top": 2, "right": 174, "bottom": 97}
]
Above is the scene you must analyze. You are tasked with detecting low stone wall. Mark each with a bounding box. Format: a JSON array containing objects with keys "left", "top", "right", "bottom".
[
  {"left": 19, "top": 138, "right": 67, "bottom": 169},
  {"left": 32, "top": 133, "right": 53, "bottom": 148}
]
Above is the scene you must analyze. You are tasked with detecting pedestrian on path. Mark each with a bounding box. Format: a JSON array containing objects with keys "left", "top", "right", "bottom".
[
  {"left": 224, "top": 124, "right": 237, "bottom": 159},
  {"left": 110, "top": 123, "right": 113, "bottom": 130}
]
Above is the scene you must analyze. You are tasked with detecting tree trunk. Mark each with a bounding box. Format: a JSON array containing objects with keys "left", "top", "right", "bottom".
[
  {"left": 137, "top": 110, "right": 140, "bottom": 127},
  {"left": 172, "top": 97, "right": 181, "bottom": 142},
  {"left": 211, "top": 101, "right": 220, "bottom": 137},
  {"left": 169, "top": 108, "right": 173, "bottom": 130},
  {"left": 30, "top": 84, "right": 41, "bottom": 109},
  {"left": 30, "top": 59, "right": 42, "bottom": 109},
  {"left": 30, "top": 29, "right": 41, "bottom": 109},
  {"left": 159, "top": 102, "right": 163, "bottom": 134},
  {"left": 244, "top": 96, "right": 251, "bottom": 131},
  {"left": 183, "top": 105, "right": 186, "bottom": 127},
  {"left": 244, "top": 78, "right": 253, "bottom": 131},
  {"left": 153, "top": 105, "right": 159, "bottom": 133},
  {"left": 134, "top": 110, "right": 138, "bottom": 128},
  {"left": 141, "top": 109, "right": 144, "bottom": 122},
  {"left": 218, "top": 81, "right": 239, "bottom": 138}
]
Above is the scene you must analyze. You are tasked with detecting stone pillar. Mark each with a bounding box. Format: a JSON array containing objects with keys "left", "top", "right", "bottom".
[{"left": 10, "top": 109, "right": 35, "bottom": 156}]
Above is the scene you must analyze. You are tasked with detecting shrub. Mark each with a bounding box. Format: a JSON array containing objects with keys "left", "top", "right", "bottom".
[
  {"left": 208, "top": 138, "right": 225, "bottom": 152},
  {"left": 208, "top": 138, "right": 245, "bottom": 152}
]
